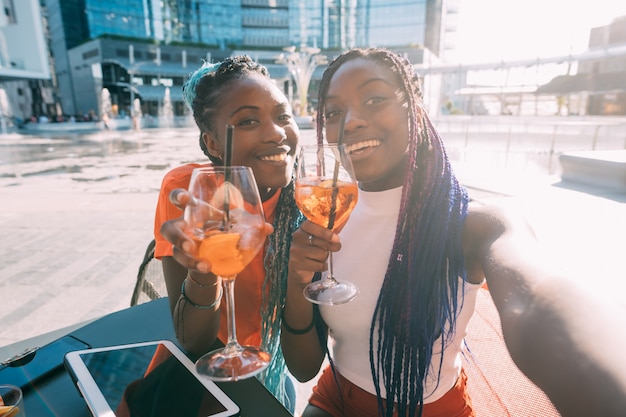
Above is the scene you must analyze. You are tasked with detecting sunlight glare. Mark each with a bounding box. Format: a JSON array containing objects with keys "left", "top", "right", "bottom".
[{"left": 456, "top": 0, "right": 626, "bottom": 63}]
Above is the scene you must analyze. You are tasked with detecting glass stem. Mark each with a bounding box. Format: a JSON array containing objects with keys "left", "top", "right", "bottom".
[
  {"left": 327, "top": 251, "right": 338, "bottom": 284},
  {"left": 222, "top": 278, "right": 241, "bottom": 355}
]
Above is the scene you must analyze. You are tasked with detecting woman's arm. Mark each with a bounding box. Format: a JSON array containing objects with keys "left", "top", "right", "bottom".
[
  {"left": 161, "top": 256, "right": 221, "bottom": 356},
  {"left": 156, "top": 186, "right": 222, "bottom": 356},
  {"left": 469, "top": 204, "right": 626, "bottom": 416},
  {"left": 159, "top": 209, "right": 222, "bottom": 356},
  {"left": 281, "top": 221, "right": 336, "bottom": 382}
]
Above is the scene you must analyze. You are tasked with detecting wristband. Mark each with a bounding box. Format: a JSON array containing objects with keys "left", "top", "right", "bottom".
[
  {"left": 180, "top": 279, "right": 222, "bottom": 309},
  {"left": 281, "top": 310, "right": 315, "bottom": 335},
  {"left": 187, "top": 271, "right": 219, "bottom": 288}
]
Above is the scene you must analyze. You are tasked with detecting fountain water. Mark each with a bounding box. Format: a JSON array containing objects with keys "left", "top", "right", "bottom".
[
  {"left": 132, "top": 98, "right": 142, "bottom": 131},
  {"left": 100, "top": 88, "right": 113, "bottom": 130},
  {"left": 159, "top": 87, "right": 174, "bottom": 129}
]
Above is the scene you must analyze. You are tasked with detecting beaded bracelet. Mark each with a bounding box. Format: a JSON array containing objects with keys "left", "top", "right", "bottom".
[
  {"left": 281, "top": 310, "right": 315, "bottom": 335},
  {"left": 180, "top": 279, "right": 222, "bottom": 309},
  {"left": 186, "top": 271, "right": 220, "bottom": 288}
]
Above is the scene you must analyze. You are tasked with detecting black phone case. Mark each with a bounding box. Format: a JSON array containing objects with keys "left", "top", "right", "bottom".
[{"left": 0, "top": 335, "right": 91, "bottom": 389}]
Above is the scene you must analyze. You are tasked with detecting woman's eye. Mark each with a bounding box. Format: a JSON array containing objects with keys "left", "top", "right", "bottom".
[
  {"left": 278, "top": 113, "right": 293, "bottom": 122},
  {"left": 365, "top": 96, "right": 386, "bottom": 105},
  {"left": 325, "top": 109, "right": 342, "bottom": 119},
  {"left": 237, "top": 118, "right": 259, "bottom": 126}
]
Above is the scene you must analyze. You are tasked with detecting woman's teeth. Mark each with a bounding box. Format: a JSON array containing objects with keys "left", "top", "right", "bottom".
[
  {"left": 346, "top": 140, "right": 381, "bottom": 153},
  {"left": 260, "top": 153, "right": 287, "bottom": 162}
]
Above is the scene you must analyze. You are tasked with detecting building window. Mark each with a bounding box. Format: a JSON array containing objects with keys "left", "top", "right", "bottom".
[{"left": 83, "top": 49, "right": 99, "bottom": 60}]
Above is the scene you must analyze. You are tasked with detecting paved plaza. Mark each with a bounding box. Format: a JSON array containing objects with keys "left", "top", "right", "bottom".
[{"left": 0, "top": 125, "right": 625, "bottom": 415}]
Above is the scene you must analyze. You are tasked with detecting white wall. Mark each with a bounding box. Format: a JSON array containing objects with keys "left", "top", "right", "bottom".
[{"left": 0, "top": 0, "right": 50, "bottom": 80}]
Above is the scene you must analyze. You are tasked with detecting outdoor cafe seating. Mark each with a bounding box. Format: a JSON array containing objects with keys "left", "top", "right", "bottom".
[{"left": 0, "top": 242, "right": 560, "bottom": 416}]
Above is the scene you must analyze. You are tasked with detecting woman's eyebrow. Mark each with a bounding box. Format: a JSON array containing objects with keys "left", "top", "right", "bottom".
[
  {"left": 326, "top": 77, "right": 392, "bottom": 100},
  {"left": 359, "top": 77, "right": 391, "bottom": 90},
  {"left": 230, "top": 105, "right": 258, "bottom": 117}
]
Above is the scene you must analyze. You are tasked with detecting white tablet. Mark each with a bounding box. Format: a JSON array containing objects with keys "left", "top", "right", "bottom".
[{"left": 64, "top": 340, "right": 240, "bottom": 417}]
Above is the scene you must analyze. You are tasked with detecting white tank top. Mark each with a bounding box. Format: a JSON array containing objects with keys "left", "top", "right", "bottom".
[{"left": 320, "top": 186, "right": 482, "bottom": 403}]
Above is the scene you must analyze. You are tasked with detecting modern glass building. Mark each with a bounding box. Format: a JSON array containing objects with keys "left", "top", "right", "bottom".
[
  {"left": 0, "top": 0, "right": 51, "bottom": 123},
  {"left": 43, "top": 0, "right": 454, "bottom": 119},
  {"left": 288, "top": 0, "right": 451, "bottom": 54}
]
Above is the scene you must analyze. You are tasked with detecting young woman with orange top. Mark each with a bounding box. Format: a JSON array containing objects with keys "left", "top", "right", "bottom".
[{"left": 154, "top": 55, "right": 303, "bottom": 410}]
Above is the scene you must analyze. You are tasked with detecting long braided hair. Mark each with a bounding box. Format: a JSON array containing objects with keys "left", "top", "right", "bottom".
[
  {"left": 183, "top": 56, "right": 304, "bottom": 409},
  {"left": 316, "top": 48, "right": 469, "bottom": 417}
]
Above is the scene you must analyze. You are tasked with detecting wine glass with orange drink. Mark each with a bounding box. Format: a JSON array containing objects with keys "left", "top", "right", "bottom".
[
  {"left": 184, "top": 166, "right": 270, "bottom": 381},
  {"left": 295, "top": 144, "right": 359, "bottom": 305}
]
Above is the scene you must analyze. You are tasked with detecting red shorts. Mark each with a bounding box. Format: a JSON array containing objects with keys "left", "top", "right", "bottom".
[{"left": 308, "top": 366, "right": 475, "bottom": 417}]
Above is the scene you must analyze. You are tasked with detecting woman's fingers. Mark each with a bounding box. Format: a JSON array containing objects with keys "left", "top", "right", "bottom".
[
  {"left": 160, "top": 218, "right": 191, "bottom": 249},
  {"left": 169, "top": 188, "right": 191, "bottom": 210},
  {"left": 160, "top": 218, "right": 210, "bottom": 273},
  {"left": 299, "top": 221, "right": 341, "bottom": 252},
  {"left": 263, "top": 222, "right": 275, "bottom": 237},
  {"left": 289, "top": 222, "right": 342, "bottom": 279},
  {"left": 172, "top": 245, "right": 211, "bottom": 274}
]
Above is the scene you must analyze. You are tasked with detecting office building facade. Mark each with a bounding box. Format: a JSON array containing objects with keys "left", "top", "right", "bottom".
[
  {"left": 43, "top": 0, "right": 451, "bottom": 119},
  {"left": 0, "top": 0, "right": 52, "bottom": 123}
]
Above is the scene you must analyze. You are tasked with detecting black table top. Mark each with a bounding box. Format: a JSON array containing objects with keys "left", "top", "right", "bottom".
[{"left": 5, "top": 298, "right": 292, "bottom": 417}]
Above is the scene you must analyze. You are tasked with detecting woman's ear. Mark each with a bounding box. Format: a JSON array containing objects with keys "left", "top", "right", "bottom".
[{"left": 203, "top": 131, "right": 222, "bottom": 159}]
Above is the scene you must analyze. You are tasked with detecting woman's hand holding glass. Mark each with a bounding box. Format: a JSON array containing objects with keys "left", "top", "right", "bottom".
[
  {"left": 161, "top": 188, "right": 274, "bottom": 275},
  {"left": 294, "top": 144, "right": 359, "bottom": 305},
  {"left": 288, "top": 220, "right": 342, "bottom": 283}
]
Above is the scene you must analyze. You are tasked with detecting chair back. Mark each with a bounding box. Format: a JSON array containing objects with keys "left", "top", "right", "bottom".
[{"left": 131, "top": 239, "right": 167, "bottom": 306}]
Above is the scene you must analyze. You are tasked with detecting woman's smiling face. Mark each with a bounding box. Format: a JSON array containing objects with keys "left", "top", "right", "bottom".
[
  {"left": 205, "top": 73, "right": 300, "bottom": 197},
  {"left": 323, "top": 57, "right": 411, "bottom": 192}
]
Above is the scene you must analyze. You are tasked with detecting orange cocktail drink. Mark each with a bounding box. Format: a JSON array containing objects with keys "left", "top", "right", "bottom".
[
  {"left": 295, "top": 178, "right": 358, "bottom": 231},
  {"left": 195, "top": 230, "right": 262, "bottom": 280}
]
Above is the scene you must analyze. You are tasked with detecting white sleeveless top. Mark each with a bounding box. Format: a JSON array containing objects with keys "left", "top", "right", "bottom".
[{"left": 320, "top": 186, "right": 482, "bottom": 403}]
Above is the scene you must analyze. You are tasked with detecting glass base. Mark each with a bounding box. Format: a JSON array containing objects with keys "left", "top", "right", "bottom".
[
  {"left": 195, "top": 345, "right": 271, "bottom": 381},
  {"left": 303, "top": 279, "right": 359, "bottom": 305}
]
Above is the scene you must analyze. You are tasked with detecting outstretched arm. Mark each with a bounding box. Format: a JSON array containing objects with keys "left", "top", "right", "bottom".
[{"left": 469, "top": 204, "right": 626, "bottom": 416}]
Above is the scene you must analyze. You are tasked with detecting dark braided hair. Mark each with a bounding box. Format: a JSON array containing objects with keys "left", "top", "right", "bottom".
[
  {"left": 183, "top": 55, "right": 270, "bottom": 163},
  {"left": 316, "top": 48, "right": 469, "bottom": 417},
  {"left": 182, "top": 56, "right": 304, "bottom": 409}
]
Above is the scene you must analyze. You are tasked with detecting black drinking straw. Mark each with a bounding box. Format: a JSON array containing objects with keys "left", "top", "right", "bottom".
[
  {"left": 223, "top": 124, "right": 234, "bottom": 228},
  {"left": 327, "top": 117, "right": 345, "bottom": 230}
]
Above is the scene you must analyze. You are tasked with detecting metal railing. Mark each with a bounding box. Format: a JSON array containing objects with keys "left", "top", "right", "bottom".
[{"left": 434, "top": 115, "right": 626, "bottom": 175}]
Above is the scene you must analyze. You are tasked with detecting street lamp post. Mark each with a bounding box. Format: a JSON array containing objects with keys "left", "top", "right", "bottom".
[{"left": 276, "top": 46, "right": 327, "bottom": 117}]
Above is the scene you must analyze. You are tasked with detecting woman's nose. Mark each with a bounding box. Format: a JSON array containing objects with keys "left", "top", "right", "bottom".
[
  {"left": 343, "top": 108, "right": 367, "bottom": 131},
  {"left": 264, "top": 122, "right": 287, "bottom": 143}
]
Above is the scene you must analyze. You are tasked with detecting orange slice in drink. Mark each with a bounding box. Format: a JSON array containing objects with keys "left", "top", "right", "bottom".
[{"left": 198, "top": 233, "right": 244, "bottom": 278}]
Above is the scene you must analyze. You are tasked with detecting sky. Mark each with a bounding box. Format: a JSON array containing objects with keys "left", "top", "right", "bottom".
[{"left": 455, "top": 0, "right": 626, "bottom": 64}]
